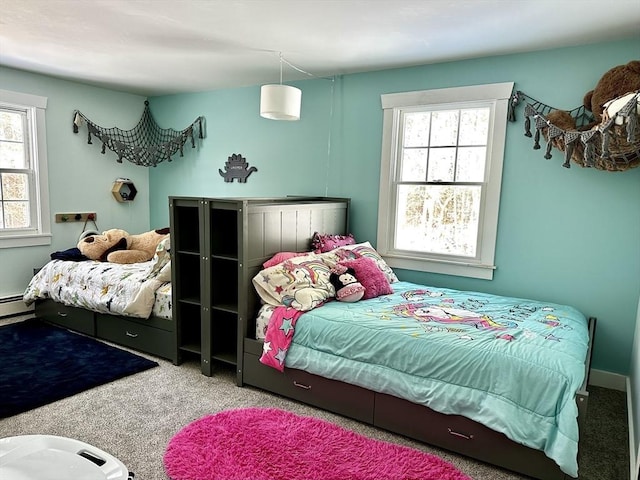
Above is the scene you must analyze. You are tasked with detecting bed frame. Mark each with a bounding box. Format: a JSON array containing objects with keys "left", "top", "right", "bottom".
[
  {"left": 235, "top": 197, "right": 596, "bottom": 480},
  {"left": 34, "top": 299, "right": 176, "bottom": 363}
]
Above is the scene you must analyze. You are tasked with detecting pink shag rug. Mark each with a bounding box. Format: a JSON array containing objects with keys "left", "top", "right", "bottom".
[{"left": 164, "top": 407, "right": 472, "bottom": 480}]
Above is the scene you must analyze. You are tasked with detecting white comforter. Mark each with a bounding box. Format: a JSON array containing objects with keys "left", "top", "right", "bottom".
[{"left": 23, "top": 259, "right": 169, "bottom": 319}]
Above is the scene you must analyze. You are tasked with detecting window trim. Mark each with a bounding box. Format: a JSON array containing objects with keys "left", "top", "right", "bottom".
[
  {"left": 377, "top": 82, "right": 513, "bottom": 280},
  {"left": 0, "top": 89, "right": 51, "bottom": 248}
]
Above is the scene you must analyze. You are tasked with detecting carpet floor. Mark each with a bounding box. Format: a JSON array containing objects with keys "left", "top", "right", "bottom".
[
  {"left": 0, "top": 319, "right": 158, "bottom": 418},
  {"left": 0, "top": 318, "right": 629, "bottom": 479}
]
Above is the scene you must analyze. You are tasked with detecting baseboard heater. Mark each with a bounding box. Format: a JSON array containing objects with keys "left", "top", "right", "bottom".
[{"left": 0, "top": 295, "right": 33, "bottom": 319}]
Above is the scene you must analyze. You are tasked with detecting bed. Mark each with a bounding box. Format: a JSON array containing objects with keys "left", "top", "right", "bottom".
[
  {"left": 239, "top": 237, "right": 594, "bottom": 480},
  {"left": 22, "top": 236, "right": 176, "bottom": 362}
]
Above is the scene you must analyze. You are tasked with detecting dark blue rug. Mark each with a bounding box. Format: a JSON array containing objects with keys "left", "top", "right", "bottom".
[{"left": 0, "top": 318, "right": 158, "bottom": 418}]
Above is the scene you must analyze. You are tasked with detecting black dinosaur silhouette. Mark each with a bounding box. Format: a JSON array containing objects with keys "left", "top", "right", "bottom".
[{"left": 219, "top": 153, "right": 257, "bottom": 183}]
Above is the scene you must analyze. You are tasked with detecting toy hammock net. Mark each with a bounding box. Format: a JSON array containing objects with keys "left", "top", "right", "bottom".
[
  {"left": 509, "top": 90, "right": 640, "bottom": 171},
  {"left": 72, "top": 101, "right": 204, "bottom": 167}
]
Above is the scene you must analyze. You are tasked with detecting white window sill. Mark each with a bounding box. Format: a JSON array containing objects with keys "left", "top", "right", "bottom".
[
  {"left": 382, "top": 252, "right": 496, "bottom": 280},
  {"left": 0, "top": 233, "right": 52, "bottom": 249}
]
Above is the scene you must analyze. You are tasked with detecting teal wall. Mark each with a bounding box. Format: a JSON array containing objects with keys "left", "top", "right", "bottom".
[
  {"left": 1, "top": 39, "right": 637, "bottom": 376},
  {"left": 632, "top": 297, "right": 640, "bottom": 474},
  {"left": 0, "top": 68, "right": 151, "bottom": 297},
  {"left": 149, "top": 39, "right": 640, "bottom": 375}
]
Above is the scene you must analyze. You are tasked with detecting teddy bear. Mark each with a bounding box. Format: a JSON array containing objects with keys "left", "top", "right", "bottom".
[
  {"left": 330, "top": 265, "right": 365, "bottom": 303},
  {"left": 78, "top": 227, "right": 170, "bottom": 264},
  {"left": 547, "top": 60, "right": 640, "bottom": 132},
  {"left": 544, "top": 60, "right": 640, "bottom": 170},
  {"left": 583, "top": 60, "right": 640, "bottom": 124}
]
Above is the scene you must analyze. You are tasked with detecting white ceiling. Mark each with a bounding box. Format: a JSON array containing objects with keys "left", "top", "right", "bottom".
[{"left": 1, "top": 0, "right": 639, "bottom": 96}]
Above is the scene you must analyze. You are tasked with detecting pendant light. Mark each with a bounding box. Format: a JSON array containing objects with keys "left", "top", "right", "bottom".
[{"left": 260, "top": 53, "right": 302, "bottom": 121}]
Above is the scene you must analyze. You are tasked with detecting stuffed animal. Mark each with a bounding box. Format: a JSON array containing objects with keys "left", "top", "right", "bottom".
[
  {"left": 330, "top": 265, "right": 365, "bottom": 303},
  {"left": 78, "top": 227, "right": 170, "bottom": 264},
  {"left": 583, "top": 60, "right": 640, "bottom": 124},
  {"left": 542, "top": 60, "right": 640, "bottom": 170},
  {"left": 547, "top": 60, "right": 640, "bottom": 132}
]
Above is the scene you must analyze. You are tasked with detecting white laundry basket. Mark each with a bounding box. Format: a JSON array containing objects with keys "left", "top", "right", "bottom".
[{"left": 0, "top": 435, "right": 132, "bottom": 480}]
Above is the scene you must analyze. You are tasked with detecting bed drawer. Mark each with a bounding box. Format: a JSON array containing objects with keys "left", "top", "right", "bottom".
[
  {"left": 96, "top": 314, "right": 174, "bottom": 361},
  {"left": 374, "top": 392, "right": 565, "bottom": 480},
  {"left": 243, "top": 351, "right": 374, "bottom": 423},
  {"left": 35, "top": 300, "right": 96, "bottom": 336}
]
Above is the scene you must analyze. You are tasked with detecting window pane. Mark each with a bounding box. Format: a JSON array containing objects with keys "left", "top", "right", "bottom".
[
  {"left": 3, "top": 201, "right": 30, "bottom": 228},
  {"left": 1, "top": 173, "right": 29, "bottom": 199},
  {"left": 458, "top": 108, "right": 490, "bottom": 146},
  {"left": 456, "top": 147, "right": 486, "bottom": 182},
  {"left": 0, "top": 111, "right": 24, "bottom": 142},
  {"left": 403, "top": 112, "right": 430, "bottom": 147},
  {"left": 427, "top": 147, "right": 456, "bottom": 182},
  {"left": 396, "top": 184, "right": 481, "bottom": 257},
  {"left": 0, "top": 110, "right": 26, "bottom": 169},
  {"left": 0, "top": 142, "right": 25, "bottom": 168},
  {"left": 430, "top": 110, "right": 458, "bottom": 146},
  {"left": 400, "top": 148, "right": 428, "bottom": 181}
]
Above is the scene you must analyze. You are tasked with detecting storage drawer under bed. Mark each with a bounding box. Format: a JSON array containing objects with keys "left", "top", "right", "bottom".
[
  {"left": 374, "top": 392, "right": 567, "bottom": 480},
  {"left": 243, "top": 339, "right": 374, "bottom": 423},
  {"left": 35, "top": 300, "right": 96, "bottom": 336},
  {"left": 96, "top": 314, "right": 174, "bottom": 361}
]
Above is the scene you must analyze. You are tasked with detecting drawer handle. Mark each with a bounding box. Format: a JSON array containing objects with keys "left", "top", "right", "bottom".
[
  {"left": 57, "top": 312, "right": 68, "bottom": 317},
  {"left": 125, "top": 331, "right": 139, "bottom": 338},
  {"left": 448, "top": 428, "right": 474, "bottom": 440},
  {"left": 293, "top": 381, "right": 311, "bottom": 390}
]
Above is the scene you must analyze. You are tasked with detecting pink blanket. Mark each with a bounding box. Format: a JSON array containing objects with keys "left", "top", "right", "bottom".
[{"left": 259, "top": 306, "right": 304, "bottom": 371}]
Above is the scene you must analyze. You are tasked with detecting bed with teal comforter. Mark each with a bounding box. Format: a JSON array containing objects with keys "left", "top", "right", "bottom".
[{"left": 278, "top": 281, "right": 589, "bottom": 477}]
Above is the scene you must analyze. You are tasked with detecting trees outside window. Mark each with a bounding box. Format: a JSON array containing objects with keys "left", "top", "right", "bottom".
[
  {"left": 0, "top": 90, "right": 51, "bottom": 248},
  {"left": 377, "top": 83, "right": 513, "bottom": 280}
]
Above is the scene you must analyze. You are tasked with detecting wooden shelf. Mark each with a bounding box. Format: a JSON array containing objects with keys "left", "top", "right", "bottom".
[{"left": 170, "top": 196, "right": 350, "bottom": 382}]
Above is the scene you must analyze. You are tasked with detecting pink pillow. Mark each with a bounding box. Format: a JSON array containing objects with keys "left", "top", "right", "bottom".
[
  {"left": 339, "top": 257, "right": 392, "bottom": 300},
  {"left": 263, "top": 252, "right": 306, "bottom": 269},
  {"left": 311, "top": 232, "right": 356, "bottom": 253}
]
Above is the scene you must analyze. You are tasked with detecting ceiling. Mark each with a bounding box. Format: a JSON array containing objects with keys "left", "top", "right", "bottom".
[{"left": 1, "top": 1, "right": 639, "bottom": 97}]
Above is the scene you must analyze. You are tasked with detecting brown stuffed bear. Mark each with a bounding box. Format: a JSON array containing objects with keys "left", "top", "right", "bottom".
[
  {"left": 543, "top": 60, "right": 640, "bottom": 170},
  {"left": 547, "top": 60, "right": 640, "bottom": 132},
  {"left": 78, "top": 227, "right": 170, "bottom": 264},
  {"left": 584, "top": 60, "right": 640, "bottom": 124}
]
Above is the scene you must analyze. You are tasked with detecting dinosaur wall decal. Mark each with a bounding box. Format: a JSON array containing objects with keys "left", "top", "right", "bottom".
[{"left": 219, "top": 153, "right": 257, "bottom": 183}]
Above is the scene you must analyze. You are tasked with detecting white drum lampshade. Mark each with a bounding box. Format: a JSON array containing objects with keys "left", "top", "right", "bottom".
[{"left": 260, "top": 84, "right": 302, "bottom": 121}]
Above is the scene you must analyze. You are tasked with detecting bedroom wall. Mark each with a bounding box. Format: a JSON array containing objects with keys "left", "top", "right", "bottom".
[
  {"left": 148, "top": 38, "right": 640, "bottom": 377},
  {"left": 630, "top": 295, "right": 640, "bottom": 477},
  {"left": 0, "top": 67, "right": 152, "bottom": 299}
]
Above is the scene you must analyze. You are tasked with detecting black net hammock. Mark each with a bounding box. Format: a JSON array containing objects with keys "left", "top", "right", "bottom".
[
  {"left": 509, "top": 90, "right": 640, "bottom": 171},
  {"left": 72, "top": 101, "right": 204, "bottom": 167}
]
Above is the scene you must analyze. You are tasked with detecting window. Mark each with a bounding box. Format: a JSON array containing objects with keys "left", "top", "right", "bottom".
[
  {"left": 377, "top": 83, "right": 513, "bottom": 280},
  {"left": 0, "top": 89, "right": 51, "bottom": 248}
]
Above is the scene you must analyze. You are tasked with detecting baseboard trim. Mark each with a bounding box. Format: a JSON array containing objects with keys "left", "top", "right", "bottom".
[
  {"left": 0, "top": 296, "right": 33, "bottom": 319},
  {"left": 589, "top": 368, "right": 627, "bottom": 391},
  {"left": 626, "top": 378, "right": 637, "bottom": 480}
]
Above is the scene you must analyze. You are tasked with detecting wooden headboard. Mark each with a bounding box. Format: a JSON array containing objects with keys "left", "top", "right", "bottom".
[{"left": 239, "top": 196, "right": 350, "bottom": 342}]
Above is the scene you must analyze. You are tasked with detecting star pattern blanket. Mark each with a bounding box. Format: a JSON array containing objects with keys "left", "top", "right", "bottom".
[{"left": 260, "top": 306, "right": 304, "bottom": 372}]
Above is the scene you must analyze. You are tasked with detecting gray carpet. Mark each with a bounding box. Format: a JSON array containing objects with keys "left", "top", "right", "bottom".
[{"left": 0, "top": 327, "right": 629, "bottom": 480}]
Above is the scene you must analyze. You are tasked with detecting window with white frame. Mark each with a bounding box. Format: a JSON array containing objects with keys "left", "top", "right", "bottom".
[
  {"left": 0, "top": 89, "right": 51, "bottom": 248},
  {"left": 377, "top": 82, "right": 513, "bottom": 280}
]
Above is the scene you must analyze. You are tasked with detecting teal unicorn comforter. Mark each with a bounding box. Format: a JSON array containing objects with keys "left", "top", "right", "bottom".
[{"left": 283, "top": 281, "right": 589, "bottom": 477}]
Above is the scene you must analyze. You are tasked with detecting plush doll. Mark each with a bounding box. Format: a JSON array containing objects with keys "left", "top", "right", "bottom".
[
  {"left": 546, "top": 60, "right": 640, "bottom": 132},
  {"left": 583, "top": 60, "right": 640, "bottom": 124},
  {"left": 78, "top": 227, "right": 169, "bottom": 264},
  {"left": 330, "top": 265, "right": 365, "bottom": 303},
  {"left": 543, "top": 60, "right": 640, "bottom": 170}
]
